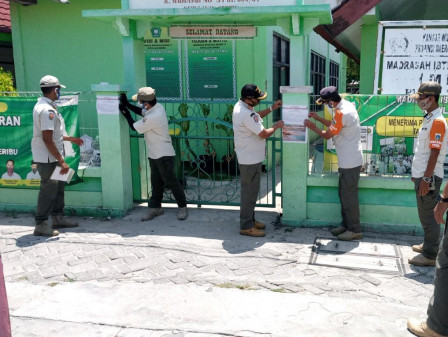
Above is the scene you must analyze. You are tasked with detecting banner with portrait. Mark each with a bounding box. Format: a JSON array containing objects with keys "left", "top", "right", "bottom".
[{"left": 0, "top": 95, "right": 81, "bottom": 188}]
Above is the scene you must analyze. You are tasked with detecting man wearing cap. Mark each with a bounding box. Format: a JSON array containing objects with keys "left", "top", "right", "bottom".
[
  {"left": 31, "top": 75, "right": 83, "bottom": 237},
  {"left": 119, "top": 87, "right": 188, "bottom": 221},
  {"left": 304, "top": 86, "right": 363, "bottom": 241},
  {"left": 408, "top": 81, "right": 448, "bottom": 267},
  {"left": 407, "top": 182, "right": 448, "bottom": 337},
  {"left": 233, "top": 84, "right": 283, "bottom": 237}
]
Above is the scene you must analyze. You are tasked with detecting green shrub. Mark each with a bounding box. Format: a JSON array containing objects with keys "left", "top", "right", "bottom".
[{"left": 0, "top": 67, "right": 16, "bottom": 95}]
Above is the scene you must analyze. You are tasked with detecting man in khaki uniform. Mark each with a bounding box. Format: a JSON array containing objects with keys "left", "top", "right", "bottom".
[
  {"left": 31, "top": 75, "right": 83, "bottom": 237},
  {"left": 408, "top": 82, "right": 448, "bottom": 267},
  {"left": 233, "top": 84, "right": 283, "bottom": 237}
]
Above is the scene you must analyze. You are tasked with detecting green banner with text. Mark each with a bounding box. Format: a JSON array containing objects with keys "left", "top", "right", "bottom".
[{"left": 0, "top": 95, "right": 81, "bottom": 188}]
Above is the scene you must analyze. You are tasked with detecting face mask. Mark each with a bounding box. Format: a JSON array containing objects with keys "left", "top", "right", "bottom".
[
  {"left": 55, "top": 88, "right": 61, "bottom": 100},
  {"left": 247, "top": 98, "right": 260, "bottom": 108},
  {"left": 417, "top": 96, "right": 431, "bottom": 111},
  {"left": 141, "top": 103, "right": 147, "bottom": 110}
]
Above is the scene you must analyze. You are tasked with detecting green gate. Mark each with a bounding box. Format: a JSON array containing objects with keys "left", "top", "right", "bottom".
[{"left": 130, "top": 100, "right": 282, "bottom": 207}]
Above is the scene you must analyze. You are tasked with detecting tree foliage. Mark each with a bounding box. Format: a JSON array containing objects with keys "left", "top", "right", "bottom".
[
  {"left": 0, "top": 67, "right": 16, "bottom": 94},
  {"left": 346, "top": 58, "right": 360, "bottom": 93},
  {"left": 346, "top": 57, "right": 360, "bottom": 84}
]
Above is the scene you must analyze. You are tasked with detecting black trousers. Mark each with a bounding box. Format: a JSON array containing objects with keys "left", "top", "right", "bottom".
[
  {"left": 35, "top": 162, "right": 65, "bottom": 225},
  {"left": 414, "top": 176, "right": 443, "bottom": 260},
  {"left": 427, "top": 222, "right": 448, "bottom": 335},
  {"left": 338, "top": 166, "right": 362, "bottom": 233},
  {"left": 239, "top": 163, "right": 262, "bottom": 230},
  {"left": 148, "top": 156, "right": 186, "bottom": 209}
]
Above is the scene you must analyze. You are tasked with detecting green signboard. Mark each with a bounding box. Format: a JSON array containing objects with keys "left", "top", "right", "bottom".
[
  {"left": 185, "top": 39, "right": 236, "bottom": 100},
  {"left": 0, "top": 95, "right": 81, "bottom": 188},
  {"left": 144, "top": 28, "right": 182, "bottom": 100}
]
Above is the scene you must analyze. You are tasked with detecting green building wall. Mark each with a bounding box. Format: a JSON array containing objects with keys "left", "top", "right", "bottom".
[{"left": 3, "top": 1, "right": 424, "bottom": 235}]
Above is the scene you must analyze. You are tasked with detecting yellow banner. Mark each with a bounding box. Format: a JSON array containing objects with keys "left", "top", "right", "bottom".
[
  {"left": 376, "top": 116, "right": 448, "bottom": 136},
  {"left": 376, "top": 116, "right": 424, "bottom": 137}
]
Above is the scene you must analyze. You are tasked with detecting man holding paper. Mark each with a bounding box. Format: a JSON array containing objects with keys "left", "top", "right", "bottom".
[{"left": 31, "top": 75, "right": 83, "bottom": 237}]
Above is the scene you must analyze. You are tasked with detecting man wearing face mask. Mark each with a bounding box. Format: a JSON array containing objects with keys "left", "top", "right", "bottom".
[
  {"left": 304, "top": 86, "right": 363, "bottom": 241},
  {"left": 31, "top": 75, "right": 83, "bottom": 237},
  {"left": 408, "top": 81, "right": 448, "bottom": 267},
  {"left": 233, "top": 84, "right": 283, "bottom": 237},
  {"left": 119, "top": 87, "right": 188, "bottom": 221}
]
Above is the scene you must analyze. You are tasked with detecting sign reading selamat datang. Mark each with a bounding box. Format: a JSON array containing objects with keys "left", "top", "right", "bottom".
[{"left": 129, "top": 0, "right": 295, "bottom": 9}]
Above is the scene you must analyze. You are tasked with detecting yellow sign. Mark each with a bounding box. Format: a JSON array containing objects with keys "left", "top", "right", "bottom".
[
  {"left": 376, "top": 116, "right": 448, "bottom": 136},
  {"left": 376, "top": 116, "right": 424, "bottom": 136}
]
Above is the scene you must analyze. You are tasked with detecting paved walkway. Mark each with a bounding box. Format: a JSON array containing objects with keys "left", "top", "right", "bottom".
[{"left": 0, "top": 205, "right": 437, "bottom": 336}]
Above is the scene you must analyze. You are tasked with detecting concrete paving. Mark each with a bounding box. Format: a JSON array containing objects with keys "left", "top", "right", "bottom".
[{"left": 0, "top": 204, "right": 437, "bottom": 336}]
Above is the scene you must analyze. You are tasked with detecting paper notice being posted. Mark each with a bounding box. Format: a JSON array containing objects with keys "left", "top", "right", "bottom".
[{"left": 50, "top": 167, "right": 75, "bottom": 184}]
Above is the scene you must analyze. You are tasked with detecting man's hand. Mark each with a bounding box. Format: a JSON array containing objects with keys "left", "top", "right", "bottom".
[
  {"left": 119, "top": 93, "right": 129, "bottom": 106},
  {"left": 274, "top": 120, "right": 284, "bottom": 129},
  {"left": 70, "top": 137, "right": 84, "bottom": 146},
  {"left": 308, "top": 111, "right": 319, "bottom": 119},
  {"left": 59, "top": 160, "right": 70, "bottom": 175},
  {"left": 303, "top": 119, "right": 316, "bottom": 130},
  {"left": 63, "top": 136, "right": 84, "bottom": 146},
  {"left": 434, "top": 201, "right": 448, "bottom": 224},
  {"left": 271, "top": 100, "right": 282, "bottom": 111},
  {"left": 418, "top": 180, "right": 429, "bottom": 196}
]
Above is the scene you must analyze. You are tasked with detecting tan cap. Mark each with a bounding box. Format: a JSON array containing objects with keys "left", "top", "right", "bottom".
[
  {"left": 410, "top": 81, "right": 441, "bottom": 99},
  {"left": 40, "top": 75, "right": 66, "bottom": 88},
  {"left": 132, "top": 87, "right": 156, "bottom": 101}
]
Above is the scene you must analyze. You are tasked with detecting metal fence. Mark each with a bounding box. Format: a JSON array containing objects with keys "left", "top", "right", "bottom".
[{"left": 131, "top": 100, "right": 282, "bottom": 207}]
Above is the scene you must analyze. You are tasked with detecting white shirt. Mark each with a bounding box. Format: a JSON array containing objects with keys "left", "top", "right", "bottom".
[
  {"left": 412, "top": 108, "right": 448, "bottom": 178},
  {"left": 232, "top": 100, "right": 266, "bottom": 165},
  {"left": 31, "top": 97, "right": 65, "bottom": 163},
  {"left": 328, "top": 99, "right": 363, "bottom": 169},
  {"left": 26, "top": 171, "right": 41, "bottom": 180},
  {"left": 133, "top": 103, "right": 175, "bottom": 160},
  {"left": 1, "top": 172, "right": 21, "bottom": 180}
]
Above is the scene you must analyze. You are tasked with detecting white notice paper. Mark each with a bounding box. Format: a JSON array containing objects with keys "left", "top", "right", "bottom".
[
  {"left": 96, "top": 96, "right": 119, "bottom": 115},
  {"left": 50, "top": 167, "right": 75, "bottom": 184},
  {"left": 282, "top": 104, "right": 308, "bottom": 143}
]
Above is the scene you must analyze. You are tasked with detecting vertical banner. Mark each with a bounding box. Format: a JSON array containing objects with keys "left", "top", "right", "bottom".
[
  {"left": 0, "top": 95, "right": 81, "bottom": 188},
  {"left": 185, "top": 39, "right": 236, "bottom": 100},
  {"left": 144, "top": 27, "right": 183, "bottom": 100}
]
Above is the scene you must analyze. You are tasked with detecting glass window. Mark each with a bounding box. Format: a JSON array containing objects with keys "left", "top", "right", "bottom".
[
  {"left": 273, "top": 34, "right": 290, "bottom": 121},
  {"left": 310, "top": 51, "right": 326, "bottom": 111}
]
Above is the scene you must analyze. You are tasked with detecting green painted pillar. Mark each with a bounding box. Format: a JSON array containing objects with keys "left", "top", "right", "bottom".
[
  {"left": 91, "top": 83, "right": 133, "bottom": 215},
  {"left": 280, "top": 86, "right": 312, "bottom": 226}
]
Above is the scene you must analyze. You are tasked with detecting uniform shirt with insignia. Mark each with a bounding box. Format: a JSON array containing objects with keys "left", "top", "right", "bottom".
[
  {"left": 31, "top": 97, "right": 65, "bottom": 163},
  {"left": 232, "top": 100, "right": 266, "bottom": 165},
  {"left": 327, "top": 99, "right": 363, "bottom": 169},
  {"left": 133, "top": 103, "right": 175, "bottom": 159},
  {"left": 412, "top": 107, "right": 448, "bottom": 178}
]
